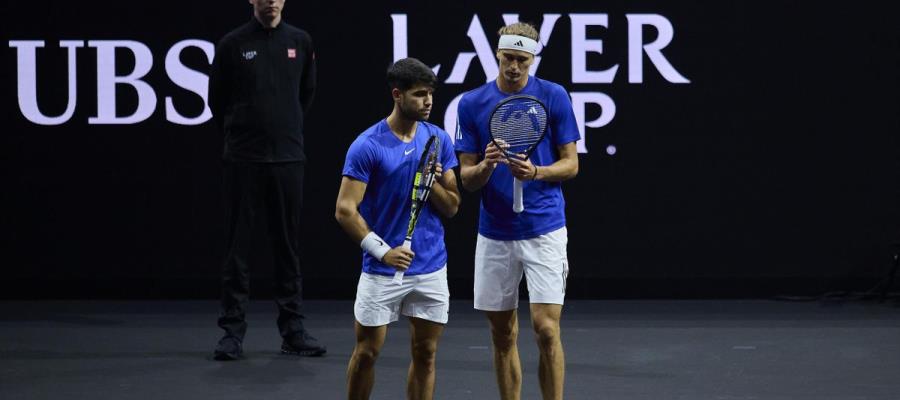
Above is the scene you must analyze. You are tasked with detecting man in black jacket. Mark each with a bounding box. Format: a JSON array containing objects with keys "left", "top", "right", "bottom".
[{"left": 208, "top": 0, "right": 325, "bottom": 360}]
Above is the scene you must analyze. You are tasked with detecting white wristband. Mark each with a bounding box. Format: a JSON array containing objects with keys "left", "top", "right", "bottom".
[{"left": 361, "top": 232, "right": 391, "bottom": 261}]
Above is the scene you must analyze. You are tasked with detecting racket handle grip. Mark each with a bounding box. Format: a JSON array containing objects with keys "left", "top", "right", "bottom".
[
  {"left": 513, "top": 178, "right": 524, "bottom": 213},
  {"left": 391, "top": 239, "right": 412, "bottom": 285}
]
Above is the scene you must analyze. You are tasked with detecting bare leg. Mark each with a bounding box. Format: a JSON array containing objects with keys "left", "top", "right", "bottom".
[
  {"left": 406, "top": 317, "right": 444, "bottom": 400},
  {"left": 486, "top": 310, "right": 521, "bottom": 400},
  {"left": 347, "top": 321, "right": 387, "bottom": 400},
  {"left": 530, "top": 303, "right": 564, "bottom": 400}
]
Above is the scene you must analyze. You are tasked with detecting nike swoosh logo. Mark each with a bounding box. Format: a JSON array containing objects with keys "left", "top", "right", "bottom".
[{"left": 404, "top": 148, "right": 415, "bottom": 156}]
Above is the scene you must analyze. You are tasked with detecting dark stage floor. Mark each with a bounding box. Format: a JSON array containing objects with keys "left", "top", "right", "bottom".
[{"left": 1, "top": 300, "right": 899, "bottom": 399}]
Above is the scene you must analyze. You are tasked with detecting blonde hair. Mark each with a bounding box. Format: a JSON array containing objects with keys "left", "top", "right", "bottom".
[{"left": 498, "top": 22, "right": 539, "bottom": 42}]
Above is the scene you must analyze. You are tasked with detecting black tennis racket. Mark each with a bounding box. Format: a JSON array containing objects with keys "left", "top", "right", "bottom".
[
  {"left": 392, "top": 134, "right": 440, "bottom": 285},
  {"left": 489, "top": 95, "right": 549, "bottom": 213}
]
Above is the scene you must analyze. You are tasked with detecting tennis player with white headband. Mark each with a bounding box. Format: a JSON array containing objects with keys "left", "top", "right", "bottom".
[
  {"left": 497, "top": 33, "right": 540, "bottom": 55},
  {"left": 455, "top": 22, "right": 581, "bottom": 400}
]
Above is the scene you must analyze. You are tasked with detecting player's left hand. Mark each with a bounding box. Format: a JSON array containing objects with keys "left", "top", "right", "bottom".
[
  {"left": 431, "top": 162, "right": 452, "bottom": 190},
  {"left": 433, "top": 162, "right": 443, "bottom": 179},
  {"left": 508, "top": 153, "right": 538, "bottom": 181}
]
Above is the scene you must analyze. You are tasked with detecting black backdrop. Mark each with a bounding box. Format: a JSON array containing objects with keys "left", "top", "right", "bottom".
[{"left": 3, "top": 1, "right": 898, "bottom": 299}]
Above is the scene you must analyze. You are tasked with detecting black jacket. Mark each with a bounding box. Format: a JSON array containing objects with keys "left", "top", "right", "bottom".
[{"left": 209, "top": 19, "right": 316, "bottom": 162}]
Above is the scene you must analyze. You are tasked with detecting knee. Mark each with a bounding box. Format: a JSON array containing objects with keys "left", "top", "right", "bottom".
[
  {"left": 490, "top": 325, "right": 518, "bottom": 351},
  {"left": 533, "top": 323, "right": 560, "bottom": 352},
  {"left": 352, "top": 346, "right": 380, "bottom": 369},
  {"left": 411, "top": 340, "right": 438, "bottom": 368}
]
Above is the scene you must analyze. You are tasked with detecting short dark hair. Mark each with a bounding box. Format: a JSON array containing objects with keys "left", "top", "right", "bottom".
[{"left": 387, "top": 58, "right": 437, "bottom": 91}]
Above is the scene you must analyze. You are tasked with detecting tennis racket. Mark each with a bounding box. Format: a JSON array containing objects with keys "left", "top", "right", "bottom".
[
  {"left": 488, "top": 95, "right": 549, "bottom": 213},
  {"left": 392, "top": 133, "right": 440, "bottom": 285}
]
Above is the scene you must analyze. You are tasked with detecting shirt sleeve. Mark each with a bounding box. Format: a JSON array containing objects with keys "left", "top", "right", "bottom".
[
  {"left": 454, "top": 96, "right": 480, "bottom": 154},
  {"left": 549, "top": 85, "right": 581, "bottom": 146},
  {"left": 438, "top": 129, "right": 459, "bottom": 170},
  {"left": 208, "top": 38, "right": 232, "bottom": 133},
  {"left": 300, "top": 33, "right": 316, "bottom": 113},
  {"left": 342, "top": 137, "right": 376, "bottom": 183}
]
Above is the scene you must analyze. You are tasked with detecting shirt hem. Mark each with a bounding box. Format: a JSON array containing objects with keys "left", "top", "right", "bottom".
[{"left": 477, "top": 221, "right": 567, "bottom": 241}]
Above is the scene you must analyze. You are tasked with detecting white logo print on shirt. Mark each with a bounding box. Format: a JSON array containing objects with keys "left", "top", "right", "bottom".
[
  {"left": 242, "top": 50, "right": 257, "bottom": 60},
  {"left": 404, "top": 148, "right": 415, "bottom": 156}
]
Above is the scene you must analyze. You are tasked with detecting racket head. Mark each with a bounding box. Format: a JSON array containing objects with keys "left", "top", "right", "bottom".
[
  {"left": 489, "top": 95, "right": 548, "bottom": 159},
  {"left": 406, "top": 134, "right": 438, "bottom": 236},
  {"left": 425, "top": 136, "right": 440, "bottom": 182},
  {"left": 415, "top": 135, "right": 437, "bottom": 180}
]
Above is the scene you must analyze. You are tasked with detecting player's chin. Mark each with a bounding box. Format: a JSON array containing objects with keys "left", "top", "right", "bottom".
[
  {"left": 505, "top": 72, "right": 522, "bottom": 82},
  {"left": 419, "top": 110, "right": 432, "bottom": 120}
]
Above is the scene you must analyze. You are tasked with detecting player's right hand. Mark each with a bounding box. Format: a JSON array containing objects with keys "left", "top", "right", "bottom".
[
  {"left": 383, "top": 247, "right": 415, "bottom": 271},
  {"left": 484, "top": 140, "right": 508, "bottom": 169}
]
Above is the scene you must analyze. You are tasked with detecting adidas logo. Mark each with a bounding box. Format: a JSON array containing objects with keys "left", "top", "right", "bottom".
[{"left": 514, "top": 40, "right": 524, "bottom": 47}]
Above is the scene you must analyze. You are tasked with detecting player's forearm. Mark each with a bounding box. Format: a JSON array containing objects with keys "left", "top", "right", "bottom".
[
  {"left": 334, "top": 203, "right": 371, "bottom": 243},
  {"left": 460, "top": 160, "right": 493, "bottom": 191},
  {"left": 428, "top": 183, "right": 460, "bottom": 218},
  {"left": 535, "top": 155, "right": 579, "bottom": 182}
]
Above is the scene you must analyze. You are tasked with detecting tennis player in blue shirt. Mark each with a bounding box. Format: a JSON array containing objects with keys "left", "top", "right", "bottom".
[
  {"left": 336, "top": 57, "right": 460, "bottom": 400},
  {"left": 455, "top": 22, "right": 580, "bottom": 400}
]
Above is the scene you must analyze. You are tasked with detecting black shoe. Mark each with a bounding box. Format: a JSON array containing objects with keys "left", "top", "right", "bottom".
[
  {"left": 214, "top": 335, "right": 243, "bottom": 361},
  {"left": 281, "top": 331, "right": 326, "bottom": 357}
]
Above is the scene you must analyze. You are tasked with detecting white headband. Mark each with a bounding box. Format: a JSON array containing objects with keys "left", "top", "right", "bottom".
[{"left": 498, "top": 34, "right": 539, "bottom": 55}]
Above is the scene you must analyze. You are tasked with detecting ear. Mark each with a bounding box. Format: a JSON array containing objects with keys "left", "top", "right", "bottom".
[{"left": 391, "top": 88, "right": 402, "bottom": 101}]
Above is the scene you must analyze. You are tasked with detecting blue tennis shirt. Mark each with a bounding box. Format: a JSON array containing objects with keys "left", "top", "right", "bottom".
[
  {"left": 343, "top": 120, "right": 458, "bottom": 276},
  {"left": 455, "top": 77, "right": 580, "bottom": 240}
]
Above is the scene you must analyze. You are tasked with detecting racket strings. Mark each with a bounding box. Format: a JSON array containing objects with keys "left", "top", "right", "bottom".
[
  {"left": 490, "top": 100, "right": 548, "bottom": 154},
  {"left": 406, "top": 135, "right": 440, "bottom": 235}
]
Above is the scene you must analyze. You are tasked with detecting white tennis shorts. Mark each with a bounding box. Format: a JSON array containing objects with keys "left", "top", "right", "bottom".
[
  {"left": 474, "top": 227, "right": 569, "bottom": 311},
  {"left": 354, "top": 266, "right": 450, "bottom": 327}
]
